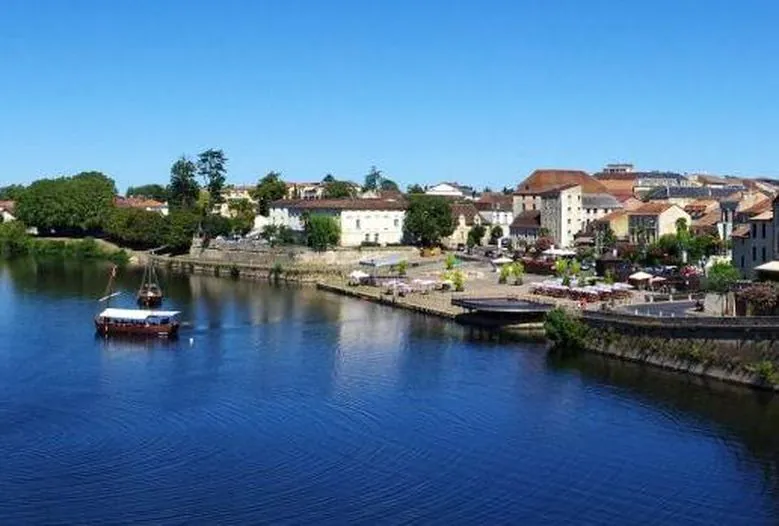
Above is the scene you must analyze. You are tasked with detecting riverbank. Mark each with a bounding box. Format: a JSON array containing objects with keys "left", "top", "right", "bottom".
[{"left": 0, "top": 223, "right": 130, "bottom": 264}]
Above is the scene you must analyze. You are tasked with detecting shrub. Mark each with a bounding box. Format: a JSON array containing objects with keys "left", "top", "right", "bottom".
[
  {"left": 544, "top": 308, "right": 590, "bottom": 351},
  {"left": 396, "top": 260, "right": 408, "bottom": 276},
  {"left": 445, "top": 253, "right": 457, "bottom": 270},
  {"left": 499, "top": 264, "right": 511, "bottom": 284}
]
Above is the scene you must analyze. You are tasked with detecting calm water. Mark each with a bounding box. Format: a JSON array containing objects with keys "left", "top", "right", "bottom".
[{"left": 2, "top": 260, "right": 779, "bottom": 525}]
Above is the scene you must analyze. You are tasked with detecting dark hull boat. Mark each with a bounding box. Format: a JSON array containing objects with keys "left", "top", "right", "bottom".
[
  {"left": 137, "top": 286, "right": 163, "bottom": 308},
  {"left": 136, "top": 261, "right": 164, "bottom": 308}
]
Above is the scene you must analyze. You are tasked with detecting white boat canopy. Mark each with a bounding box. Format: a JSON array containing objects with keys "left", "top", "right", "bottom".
[
  {"left": 628, "top": 271, "right": 653, "bottom": 281},
  {"left": 98, "top": 308, "right": 180, "bottom": 321}
]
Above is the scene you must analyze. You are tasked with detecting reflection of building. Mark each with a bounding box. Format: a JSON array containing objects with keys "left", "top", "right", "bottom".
[
  {"left": 335, "top": 297, "right": 405, "bottom": 384},
  {"left": 268, "top": 199, "right": 406, "bottom": 247}
]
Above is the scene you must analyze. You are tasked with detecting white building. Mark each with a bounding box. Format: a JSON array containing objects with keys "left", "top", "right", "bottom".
[
  {"left": 581, "top": 193, "right": 622, "bottom": 229},
  {"left": 267, "top": 199, "right": 407, "bottom": 247},
  {"left": 474, "top": 193, "right": 513, "bottom": 241},
  {"left": 0, "top": 201, "right": 16, "bottom": 222},
  {"left": 538, "top": 184, "right": 583, "bottom": 249},
  {"left": 425, "top": 182, "right": 475, "bottom": 199}
]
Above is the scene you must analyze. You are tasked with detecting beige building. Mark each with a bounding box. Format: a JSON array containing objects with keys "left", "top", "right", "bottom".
[
  {"left": 594, "top": 210, "right": 629, "bottom": 239},
  {"left": 627, "top": 203, "right": 691, "bottom": 244},
  {"left": 444, "top": 202, "right": 487, "bottom": 248}
]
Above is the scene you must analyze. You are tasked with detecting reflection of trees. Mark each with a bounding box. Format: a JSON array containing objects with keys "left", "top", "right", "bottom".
[
  {"left": 4, "top": 259, "right": 126, "bottom": 299},
  {"left": 548, "top": 352, "right": 779, "bottom": 490}
]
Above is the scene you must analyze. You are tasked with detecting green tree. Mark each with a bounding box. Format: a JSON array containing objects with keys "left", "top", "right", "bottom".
[
  {"left": 227, "top": 198, "right": 255, "bottom": 234},
  {"left": 380, "top": 179, "right": 399, "bottom": 192},
  {"left": 197, "top": 149, "right": 228, "bottom": 206},
  {"left": 168, "top": 157, "right": 200, "bottom": 210},
  {"left": 322, "top": 174, "right": 336, "bottom": 183},
  {"left": 707, "top": 261, "right": 741, "bottom": 316},
  {"left": 126, "top": 184, "right": 169, "bottom": 201},
  {"left": 468, "top": 224, "right": 486, "bottom": 247},
  {"left": 0, "top": 184, "right": 26, "bottom": 201},
  {"left": 407, "top": 184, "right": 424, "bottom": 194},
  {"left": 104, "top": 207, "right": 170, "bottom": 249},
  {"left": 305, "top": 214, "right": 340, "bottom": 251},
  {"left": 489, "top": 225, "right": 503, "bottom": 245},
  {"left": 323, "top": 180, "right": 356, "bottom": 198},
  {"left": 363, "top": 166, "right": 383, "bottom": 191},
  {"left": 251, "top": 171, "right": 287, "bottom": 216},
  {"left": 501, "top": 186, "right": 513, "bottom": 195},
  {"left": 403, "top": 195, "right": 454, "bottom": 247},
  {"left": 16, "top": 171, "right": 116, "bottom": 234},
  {"left": 166, "top": 208, "right": 201, "bottom": 253}
]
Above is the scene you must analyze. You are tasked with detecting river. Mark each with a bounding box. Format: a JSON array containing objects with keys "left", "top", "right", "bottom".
[{"left": 1, "top": 260, "right": 779, "bottom": 524}]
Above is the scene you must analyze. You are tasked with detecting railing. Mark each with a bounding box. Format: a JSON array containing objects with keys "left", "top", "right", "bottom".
[{"left": 582, "top": 310, "right": 779, "bottom": 328}]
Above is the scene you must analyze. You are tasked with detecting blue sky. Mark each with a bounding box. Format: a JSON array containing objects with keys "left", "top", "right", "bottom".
[{"left": 2, "top": 0, "right": 779, "bottom": 192}]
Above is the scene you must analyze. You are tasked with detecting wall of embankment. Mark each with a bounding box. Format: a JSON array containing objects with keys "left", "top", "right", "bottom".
[
  {"left": 577, "top": 311, "right": 779, "bottom": 391},
  {"left": 154, "top": 243, "right": 420, "bottom": 283}
]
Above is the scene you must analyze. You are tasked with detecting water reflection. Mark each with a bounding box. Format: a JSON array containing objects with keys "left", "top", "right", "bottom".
[{"left": 2, "top": 261, "right": 779, "bottom": 524}]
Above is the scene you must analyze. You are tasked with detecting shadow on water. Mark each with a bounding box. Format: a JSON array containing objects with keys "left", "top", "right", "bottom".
[{"left": 548, "top": 350, "right": 779, "bottom": 488}]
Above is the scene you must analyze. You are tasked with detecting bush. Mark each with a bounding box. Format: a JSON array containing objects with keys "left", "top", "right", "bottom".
[
  {"left": 305, "top": 214, "right": 340, "bottom": 251},
  {"left": 396, "top": 260, "right": 408, "bottom": 276},
  {"left": 499, "top": 264, "right": 511, "bottom": 284},
  {"left": 445, "top": 253, "right": 457, "bottom": 270},
  {"left": 544, "top": 308, "right": 591, "bottom": 351}
]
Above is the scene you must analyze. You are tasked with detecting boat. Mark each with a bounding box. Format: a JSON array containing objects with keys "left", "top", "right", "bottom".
[
  {"left": 95, "top": 265, "right": 180, "bottom": 338},
  {"left": 137, "top": 260, "right": 164, "bottom": 308},
  {"left": 94, "top": 307, "right": 181, "bottom": 338}
]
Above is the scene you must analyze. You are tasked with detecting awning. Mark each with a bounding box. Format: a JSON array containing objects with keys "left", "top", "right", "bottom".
[
  {"left": 359, "top": 254, "right": 408, "bottom": 268},
  {"left": 492, "top": 256, "right": 514, "bottom": 265},
  {"left": 755, "top": 261, "right": 779, "bottom": 273},
  {"left": 628, "top": 271, "right": 653, "bottom": 281}
]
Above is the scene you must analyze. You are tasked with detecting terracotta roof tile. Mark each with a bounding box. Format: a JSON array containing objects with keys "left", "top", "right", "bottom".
[
  {"left": 450, "top": 202, "right": 482, "bottom": 225},
  {"left": 509, "top": 210, "right": 541, "bottom": 228},
  {"left": 731, "top": 225, "right": 751, "bottom": 238},
  {"left": 596, "top": 210, "right": 627, "bottom": 222},
  {"left": 0, "top": 200, "right": 15, "bottom": 213},
  {"left": 751, "top": 210, "right": 774, "bottom": 221},
  {"left": 515, "top": 169, "right": 607, "bottom": 195},
  {"left": 628, "top": 202, "right": 675, "bottom": 215},
  {"left": 691, "top": 210, "right": 720, "bottom": 227}
]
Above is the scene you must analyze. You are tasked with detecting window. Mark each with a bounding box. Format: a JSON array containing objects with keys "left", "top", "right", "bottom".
[
  {"left": 763, "top": 246, "right": 767, "bottom": 262},
  {"left": 364, "top": 233, "right": 370, "bottom": 242},
  {"left": 762, "top": 223, "right": 766, "bottom": 239},
  {"left": 393, "top": 218, "right": 399, "bottom": 227},
  {"left": 752, "top": 223, "right": 757, "bottom": 237},
  {"left": 374, "top": 233, "right": 379, "bottom": 243},
  {"left": 753, "top": 246, "right": 757, "bottom": 261},
  {"left": 355, "top": 219, "right": 361, "bottom": 229},
  {"left": 741, "top": 255, "right": 745, "bottom": 268}
]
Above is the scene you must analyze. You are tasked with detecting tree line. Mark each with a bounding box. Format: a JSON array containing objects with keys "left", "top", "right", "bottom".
[{"left": 1, "top": 156, "right": 466, "bottom": 252}]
